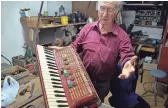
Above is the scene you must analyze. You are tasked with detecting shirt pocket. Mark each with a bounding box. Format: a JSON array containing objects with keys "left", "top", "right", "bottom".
[
  {"left": 99, "top": 43, "right": 118, "bottom": 66},
  {"left": 83, "top": 41, "right": 100, "bottom": 52}
]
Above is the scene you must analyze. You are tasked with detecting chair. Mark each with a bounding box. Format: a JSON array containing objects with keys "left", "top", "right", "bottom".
[{"left": 142, "top": 69, "right": 167, "bottom": 106}]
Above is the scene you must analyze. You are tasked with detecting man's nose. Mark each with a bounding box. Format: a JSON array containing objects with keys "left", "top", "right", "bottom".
[{"left": 102, "top": 10, "right": 108, "bottom": 17}]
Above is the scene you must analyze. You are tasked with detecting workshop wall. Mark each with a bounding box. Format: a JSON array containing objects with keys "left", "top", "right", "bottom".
[
  {"left": 1, "top": 1, "right": 71, "bottom": 64},
  {"left": 47, "top": 1, "right": 72, "bottom": 16},
  {"left": 72, "top": 1, "right": 98, "bottom": 21},
  {"left": 122, "top": 11, "right": 163, "bottom": 39}
]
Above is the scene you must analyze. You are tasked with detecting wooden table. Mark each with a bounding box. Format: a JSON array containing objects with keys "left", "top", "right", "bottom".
[{"left": 7, "top": 77, "right": 45, "bottom": 108}]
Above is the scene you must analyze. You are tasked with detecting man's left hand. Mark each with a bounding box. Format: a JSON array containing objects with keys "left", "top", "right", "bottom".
[{"left": 118, "top": 56, "right": 138, "bottom": 79}]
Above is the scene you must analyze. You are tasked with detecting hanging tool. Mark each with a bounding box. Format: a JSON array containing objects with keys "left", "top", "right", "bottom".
[{"left": 33, "top": 1, "right": 44, "bottom": 54}]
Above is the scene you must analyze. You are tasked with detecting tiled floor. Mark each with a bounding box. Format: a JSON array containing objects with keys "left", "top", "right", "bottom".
[{"left": 104, "top": 70, "right": 168, "bottom": 108}]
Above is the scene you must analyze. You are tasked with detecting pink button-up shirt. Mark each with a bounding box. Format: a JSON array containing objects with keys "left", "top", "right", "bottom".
[{"left": 70, "top": 21, "right": 134, "bottom": 81}]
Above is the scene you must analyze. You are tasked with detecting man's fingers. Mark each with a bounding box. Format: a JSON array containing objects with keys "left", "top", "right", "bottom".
[
  {"left": 130, "top": 56, "right": 138, "bottom": 65},
  {"left": 118, "top": 74, "right": 126, "bottom": 79},
  {"left": 48, "top": 46, "right": 57, "bottom": 49},
  {"left": 48, "top": 46, "right": 63, "bottom": 49}
]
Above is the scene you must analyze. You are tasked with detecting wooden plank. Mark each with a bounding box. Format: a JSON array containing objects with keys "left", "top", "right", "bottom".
[
  {"left": 20, "top": 17, "right": 86, "bottom": 28},
  {"left": 15, "top": 90, "right": 43, "bottom": 108},
  {"left": 12, "top": 71, "right": 29, "bottom": 81},
  {"left": 141, "top": 47, "right": 155, "bottom": 53},
  {"left": 40, "top": 22, "right": 87, "bottom": 28}
]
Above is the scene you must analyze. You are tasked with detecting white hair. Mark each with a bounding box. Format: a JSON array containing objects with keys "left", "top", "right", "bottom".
[{"left": 97, "top": 1, "right": 126, "bottom": 12}]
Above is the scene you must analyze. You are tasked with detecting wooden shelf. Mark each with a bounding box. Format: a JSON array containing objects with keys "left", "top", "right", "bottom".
[
  {"left": 135, "top": 19, "right": 159, "bottom": 22},
  {"left": 134, "top": 24, "right": 163, "bottom": 28},
  {"left": 124, "top": 4, "right": 163, "bottom": 6},
  {"left": 135, "top": 14, "right": 159, "bottom": 17},
  {"left": 40, "top": 22, "right": 87, "bottom": 29},
  {"left": 20, "top": 16, "right": 87, "bottom": 29}
]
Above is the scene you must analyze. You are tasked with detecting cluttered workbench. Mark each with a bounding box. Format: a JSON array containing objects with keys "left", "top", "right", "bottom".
[{"left": 5, "top": 76, "right": 113, "bottom": 108}]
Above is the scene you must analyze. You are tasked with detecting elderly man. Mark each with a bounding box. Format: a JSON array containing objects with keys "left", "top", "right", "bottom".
[
  {"left": 70, "top": 0, "right": 137, "bottom": 102},
  {"left": 49, "top": 1, "right": 148, "bottom": 108}
]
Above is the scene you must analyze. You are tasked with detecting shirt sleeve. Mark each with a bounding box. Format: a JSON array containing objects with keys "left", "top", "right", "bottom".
[
  {"left": 119, "top": 33, "right": 135, "bottom": 68},
  {"left": 70, "top": 24, "right": 88, "bottom": 53}
]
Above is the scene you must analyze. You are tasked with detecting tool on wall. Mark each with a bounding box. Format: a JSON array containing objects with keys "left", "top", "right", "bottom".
[{"left": 32, "top": 1, "right": 44, "bottom": 55}]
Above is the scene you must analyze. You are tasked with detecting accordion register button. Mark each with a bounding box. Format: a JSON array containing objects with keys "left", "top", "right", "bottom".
[
  {"left": 70, "top": 76, "right": 75, "bottom": 81},
  {"left": 68, "top": 71, "right": 73, "bottom": 75},
  {"left": 64, "top": 61, "right": 69, "bottom": 65},
  {"left": 63, "top": 57, "right": 68, "bottom": 61},
  {"left": 66, "top": 66, "right": 71, "bottom": 70},
  {"left": 67, "top": 80, "right": 72, "bottom": 88},
  {"left": 63, "top": 70, "right": 69, "bottom": 77},
  {"left": 72, "top": 82, "right": 77, "bottom": 87}
]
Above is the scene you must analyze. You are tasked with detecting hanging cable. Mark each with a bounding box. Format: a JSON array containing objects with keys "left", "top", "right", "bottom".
[{"left": 1, "top": 55, "right": 13, "bottom": 66}]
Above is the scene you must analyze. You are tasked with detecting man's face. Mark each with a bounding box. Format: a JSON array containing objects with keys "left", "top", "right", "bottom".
[{"left": 98, "top": 1, "right": 119, "bottom": 25}]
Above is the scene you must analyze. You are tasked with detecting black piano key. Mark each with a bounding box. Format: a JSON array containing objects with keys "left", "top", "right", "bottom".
[
  {"left": 47, "top": 61, "right": 55, "bottom": 65},
  {"left": 44, "top": 50, "right": 53, "bottom": 55},
  {"left": 57, "top": 105, "right": 69, "bottom": 107},
  {"left": 51, "top": 78, "right": 61, "bottom": 81},
  {"left": 44, "top": 51, "right": 53, "bottom": 55},
  {"left": 56, "top": 100, "right": 68, "bottom": 103},
  {"left": 44, "top": 48, "right": 52, "bottom": 52},
  {"left": 47, "top": 64, "right": 56, "bottom": 67},
  {"left": 55, "top": 94, "right": 65, "bottom": 97},
  {"left": 48, "top": 67, "right": 57, "bottom": 70},
  {"left": 50, "top": 74, "right": 59, "bottom": 77},
  {"left": 49, "top": 71, "right": 59, "bottom": 75},
  {"left": 46, "top": 57, "right": 55, "bottom": 61},
  {"left": 54, "top": 90, "right": 65, "bottom": 93},
  {"left": 52, "top": 82, "right": 61, "bottom": 85},
  {"left": 45, "top": 55, "right": 54, "bottom": 59},
  {"left": 53, "top": 85, "right": 63, "bottom": 88}
]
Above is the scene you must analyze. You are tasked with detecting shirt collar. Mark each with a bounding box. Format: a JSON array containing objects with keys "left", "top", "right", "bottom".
[{"left": 92, "top": 21, "right": 119, "bottom": 36}]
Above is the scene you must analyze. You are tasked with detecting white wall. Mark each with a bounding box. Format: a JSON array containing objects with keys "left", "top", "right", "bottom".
[
  {"left": 1, "top": 1, "right": 72, "bottom": 64},
  {"left": 47, "top": 1, "right": 72, "bottom": 16}
]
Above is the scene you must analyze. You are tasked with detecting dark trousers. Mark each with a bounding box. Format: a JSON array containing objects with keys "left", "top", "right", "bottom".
[{"left": 93, "top": 76, "right": 150, "bottom": 108}]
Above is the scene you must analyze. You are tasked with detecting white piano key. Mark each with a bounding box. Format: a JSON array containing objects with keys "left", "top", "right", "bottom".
[
  {"left": 41, "top": 68, "right": 58, "bottom": 73},
  {"left": 42, "top": 72, "right": 60, "bottom": 77},
  {"left": 42, "top": 77, "right": 61, "bottom": 82},
  {"left": 44, "top": 82, "right": 63, "bottom": 87},
  {"left": 44, "top": 83, "right": 63, "bottom": 88},
  {"left": 48, "top": 98, "right": 67, "bottom": 102},
  {"left": 41, "top": 74, "right": 61, "bottom": 80},
  {"left": 43, "top": 79, "right": 61, "bottom": 84},
  {"left": 44, "top": 85, "right": 64, "bottom": 90},
  {"left": 45, "top": 88, "right": 64, "bottom": 92},
  {"left": 46, "top": 94, "right": 58, "bottom": 99},
  {"left": 49, "top": 105, "right": 69, "bottom": 108},
  {"left": 46, "top": 91, "right": 65, "bottom": 95},
  {"left": 48, "top": 101, "right": 69, "bottom": 106},
  {"left": 41, "top": 67, "right": 58, "bottom": 71}
]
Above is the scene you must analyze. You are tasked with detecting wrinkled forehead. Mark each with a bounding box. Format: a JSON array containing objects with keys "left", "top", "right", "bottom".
[{"left": 98, "top": 1, "right": 119, "bottom": 8}]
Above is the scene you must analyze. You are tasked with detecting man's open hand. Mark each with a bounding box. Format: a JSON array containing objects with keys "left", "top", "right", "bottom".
[{"left": 118, "top": 56, "right": 138, "bottom": 79}]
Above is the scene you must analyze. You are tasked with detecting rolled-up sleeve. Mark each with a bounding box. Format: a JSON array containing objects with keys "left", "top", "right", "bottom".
[
  {"left": 119, "top": 33, "right": 135, "bottom": 68},
  {"left": 70, "top": 24, "right": 88, "bottom": 53}
]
